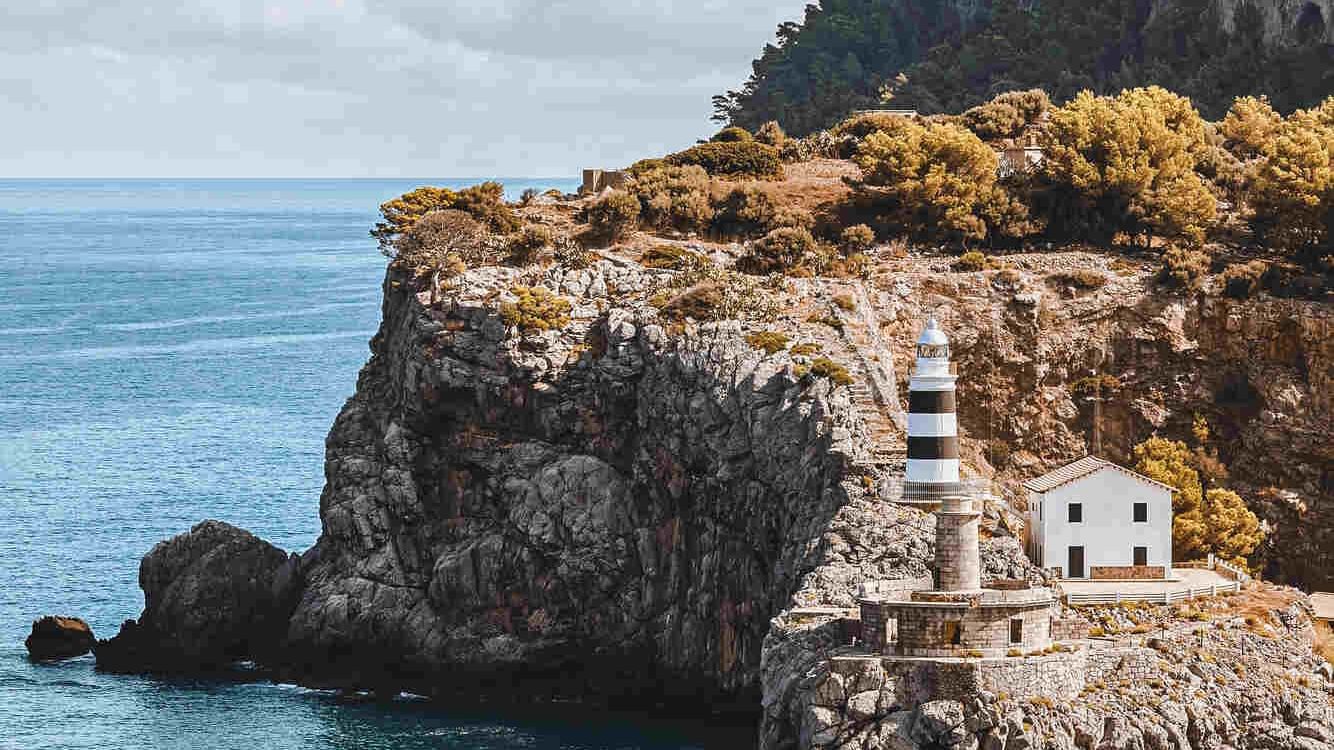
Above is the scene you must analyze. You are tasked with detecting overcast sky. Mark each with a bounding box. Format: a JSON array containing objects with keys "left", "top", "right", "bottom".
[{"left": 0, "top": 1, "right": 804, "bottom": 178}]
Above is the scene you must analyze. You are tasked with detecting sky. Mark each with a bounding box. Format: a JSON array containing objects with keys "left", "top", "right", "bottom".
[{"left": 0, "top": 1, "right": 804, "bottom": 178}]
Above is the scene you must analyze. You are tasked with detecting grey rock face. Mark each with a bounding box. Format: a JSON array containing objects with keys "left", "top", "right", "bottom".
[{"left": 96, "top": 520, "right": 296, "bottom": 672}]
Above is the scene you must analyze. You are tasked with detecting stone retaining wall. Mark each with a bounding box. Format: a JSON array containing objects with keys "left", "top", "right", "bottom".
[{"left": 1085, "top": 645, "right": 1161, "bottom": 684}]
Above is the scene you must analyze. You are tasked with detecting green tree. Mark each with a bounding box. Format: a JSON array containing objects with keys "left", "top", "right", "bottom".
[
  {"left": 1037, "top": 88, "right": 1217, "bottom": 246},
  {"left": 1248, "top": 97, "right": 1334, "bottom": 254},
  {"left": 371, "top": 186, "right": 458, "bottom": 254},
  {"left": 1132, "top": 436, "right": 1262, "bottom": 564},
  {"left": 853, "top": 119, "right": 1031, "bottom": 244}
]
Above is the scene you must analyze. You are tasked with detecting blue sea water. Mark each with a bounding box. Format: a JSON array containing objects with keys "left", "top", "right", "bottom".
[{"left": 0, "top": 180, "right": 726, "bottom": 750}]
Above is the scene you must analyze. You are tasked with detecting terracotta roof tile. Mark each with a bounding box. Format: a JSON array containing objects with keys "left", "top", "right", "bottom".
[{"left": 1022, "top": 456, "right": 1175, "bottom": 494}]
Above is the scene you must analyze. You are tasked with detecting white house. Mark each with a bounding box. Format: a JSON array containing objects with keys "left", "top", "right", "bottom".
[{"left": 1024, "top": 456, "right": 1175, "bottom": 580}]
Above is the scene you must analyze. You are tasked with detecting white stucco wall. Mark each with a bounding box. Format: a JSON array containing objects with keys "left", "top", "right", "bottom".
[{"left": 1027, "top": 466, "right": 1173, "bottom": 578}]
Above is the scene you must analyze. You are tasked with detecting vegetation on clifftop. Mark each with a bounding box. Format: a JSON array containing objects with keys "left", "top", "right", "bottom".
[{"left": 713, "top": 0, "right": 1334, "bottom": 133}]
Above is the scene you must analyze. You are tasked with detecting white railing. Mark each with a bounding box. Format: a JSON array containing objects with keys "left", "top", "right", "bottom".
[
  {"left": 1210, "top": 554, "right": 1252, "bottom": 583},
  {"left": 1066, "top": 581, "right": 1241, "bottom": 605}
]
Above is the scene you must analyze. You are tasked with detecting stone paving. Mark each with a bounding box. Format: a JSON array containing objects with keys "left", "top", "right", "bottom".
[{"left": 1059, "top": 567, "right": 1233, "bottom": 597}]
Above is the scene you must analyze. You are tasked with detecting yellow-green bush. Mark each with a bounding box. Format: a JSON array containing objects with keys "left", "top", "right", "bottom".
[
  {"left": 1158, "top": 246, "right": 1212, "bottom": 290},
  {"left": 500, "top": 286, "right": 572, "bottom": 332},
  {"left": 507, "top": 224, "right": 555, "bottom": 265},
  {"left": 640, "top": 244, "right": 691, "bottom": 269},
  {"left": 711, "top": 185, "right": 780, "bottom": 238},
  {"left": 1048, "top": 269, "right": 1107, "bottom": 289},
  {"left": 808, "top": 357, "right": 853, "bottom": 386},
  {"left": 1070, "top": 374, "right": 1121, "bottom": 397},
  {"left": 585, "top": 190, "right": 641, "bottom": 240},
  {"left": 789, "top": 342, "right": 821, "bottom": 357},
  {"left": 658, "top": 283, "right": 725, "bottom": 321},
  {"left": 1247, "top": 97, "right": 1334, "bottom": 252},
  {"left": 631, "top": 165, "right": 713, "bottom": 232},
  {"left": 839, "top": 224, "right": 875, "bottom": 255},
  {"left": 1219, "top": 96, "right": 1282, "bottom": 159},
  {"left": 832, "top": 112, "right": 915, "bottom": 140},
  {"left": 961, "top": 89, "right": 1050, "bottom": 141},
  {"left": 372, "top": 186, "right": 459, "bottom": 254},
  {"left": 453, "top": 181, "right": 522, "bottom": 234},
  {"left": 954, "top": 251, "right": 998, "bottom": 271},
  {"left": 711, "top": 126, "right": 754, "bottom": 143},
  {"left": 832, "top": 293, "right": 855, "bottom": 311},
  {"left": 740, "top": 227, "right": 818, "bottom": 273},
  {"left": 855, "top": 119, "right": 1031, "bottom": 243},
  {"left": 1038, "top": 88, "right": 1216, "bottom": 246},
  {"left": 1219, "top": 260, "right": 1268, "bottom": 298},
  {"left": 665, "top": 141, "right": 784, "bottom": 180},
  {"left": 745, "top": 331, "right": 790, "bottom": 355}
]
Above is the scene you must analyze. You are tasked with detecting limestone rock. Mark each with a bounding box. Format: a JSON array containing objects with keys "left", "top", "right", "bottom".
[
  {"left": 95, "top": 520, "right": 296, "bottom": 672},
  {"left": 25, "top": 616, "right": 95, "bottom": 660}
]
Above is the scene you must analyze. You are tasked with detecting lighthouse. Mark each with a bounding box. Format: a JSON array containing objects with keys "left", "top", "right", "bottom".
[{"left": 904, "top": 318, "right": 960, "bottom": 499}]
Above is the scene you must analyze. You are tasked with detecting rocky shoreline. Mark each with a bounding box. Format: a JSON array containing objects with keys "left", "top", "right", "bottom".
[{"left": 60, "top": 248, "right": 1333, "bottom": 748}]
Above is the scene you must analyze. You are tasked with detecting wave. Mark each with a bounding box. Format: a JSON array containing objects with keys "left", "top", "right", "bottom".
[
  {"left": 98, "top": 301, "right": 372, "bottom": 332},
  {"left": 0, "top": 330, "right": 374, "bottom": 363}
]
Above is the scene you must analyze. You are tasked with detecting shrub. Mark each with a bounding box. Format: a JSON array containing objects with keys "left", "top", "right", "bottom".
[
  {"left": 627, "top": 157, "right": 668, "bottom": 176},
  {"left": 453, "top": 181, "right": 522, "bottom": 234},
  {"left": 782, "top": 130, "right": 842, "bottom": 162},
  {"left": 839, "top": 224, "right": 875, "bottom": 255},
  {"left": 1037, "top": 87, "right": 1216, "bottom": 246},
  {"left": 832, "top": 112, "right": 914, "bottom": 140},
  {"left": 832, "top": 293, "right": 855, "bottom": 311},
  {"left": 789, "top": 343, "right": 821, "bottom": 357},
  {"left": 962, "top": 89, "right": 1051, "bottom": 141},
  {"left": 1248, "top": 98, "right": 1334, "bottom": 252},
  {"left": 553, "top": 233, "right": 592, "bottom": 269},
  {"left": 500, "top": 286, "right": 572, "bottom": 332},
  {"left": 372, "top": 186, "right": 459, "bottom": 254},
  {"left": 711, "top": 126, "right": 753, "bottom": 143},
  {"left": 631, "top": 165, "right": 713, "bottom": 231},
  {"left": 507, "top": 224, "right": 555, "bottom": 265},
  {"left": 771, "top": 206, "right": 815, "bottom": 232},
  {"left": 519, "top": 187, "right": 540, "bottom": 206},
  {"left": 808, "top": 357, "right": 853, "bottom": 386},
  {"left": 954, "top": 251, "right": 997, "bottom": 271},
  {"left": 754, "top": 120, "right": 787, "bottom": 148},
  {"left": 1006, "top": 648, "right": 1023, "bottom": 657},
  {"left": 712, "top": 185, "right": 780, "bottom": 238},
  {"left": 1219, "top": 96, "right": 1282, "bottom": 159},
  {"left": 1048, "top": 269, "right": 1107, "bottom": 290},
  {"left": 855, "top": 120, "right": 1031, "bottom": 243},
  {"left": 745, "top": 331, "right": 790, "bottom": 355},
  {"left": 659, "top": 283, "right": 724, "bottom": 321},
  {"left": 586, "top": 190, "right": 641, "bottom": 240},
  {"left": 1070, "top": 374, "right": 1121, "bottom": 397},
  {"left": 741, "top": 227, "right": 818, "bottom": 273},
  {"left": 665, "top": 141, "right": 784, "bottom": 180},
  {"left": 391, "top": 209, "right": 479, "bottom": 268},
  {"left": 1158, "top": 246, "right": 1211, "bottom": 290},
  {"left": 640, "top": 244, "right": 691, "bottom": 269},
  {"left": 1220, "top": 260, "right": 1268, "bottom": 298}
]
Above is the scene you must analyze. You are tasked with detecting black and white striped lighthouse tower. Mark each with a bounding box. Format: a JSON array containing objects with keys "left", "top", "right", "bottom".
[{"left": 904, "top": 317, "right": 960, "bottom": 498}]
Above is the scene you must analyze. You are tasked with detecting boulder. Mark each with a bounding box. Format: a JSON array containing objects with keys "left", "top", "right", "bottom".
[
  {"left": 95, "top": 520, "right": 298, "bottom": 672},
  {"left": 25, "top": 616, "right": 95, "bottom": 660}
]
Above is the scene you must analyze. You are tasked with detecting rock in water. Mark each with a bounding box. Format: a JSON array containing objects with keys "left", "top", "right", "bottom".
[
  {"left": 25, "top": 616, "right": 95, "bottom": 660},
  {"left": 95, "top": 520, "right": 299, "bottom": 672}
]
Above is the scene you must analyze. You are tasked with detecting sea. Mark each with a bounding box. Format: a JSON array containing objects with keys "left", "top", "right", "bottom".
[{"left": 0, "top": 180, "right": 728, "bottom": 750}]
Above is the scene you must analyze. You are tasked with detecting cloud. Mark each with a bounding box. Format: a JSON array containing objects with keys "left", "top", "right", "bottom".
[{"left": 0, "top": 1, "right": 802, "bottom": 177}]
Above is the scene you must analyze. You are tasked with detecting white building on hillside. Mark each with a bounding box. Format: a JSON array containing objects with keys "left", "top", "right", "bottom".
[{"left": 1024, "top": 456, "right": 1175, "bottom": 580}]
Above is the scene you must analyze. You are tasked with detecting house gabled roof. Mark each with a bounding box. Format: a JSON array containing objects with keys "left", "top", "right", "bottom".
[
  {"left": 1022, "top": 455, "right": 1176, "bottom": 494},
  {"left": 1312, "top": 592, "right": 1334, "bottom": 621}
]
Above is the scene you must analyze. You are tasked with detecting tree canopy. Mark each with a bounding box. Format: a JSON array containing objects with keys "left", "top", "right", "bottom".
[{"left": 715, "top": 0, "right": 1334, "bottom": 135}]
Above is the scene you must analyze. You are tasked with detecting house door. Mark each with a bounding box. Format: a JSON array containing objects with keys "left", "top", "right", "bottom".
[{"left": 1068, "top": 546, "right": 1085, "bottom": 578}]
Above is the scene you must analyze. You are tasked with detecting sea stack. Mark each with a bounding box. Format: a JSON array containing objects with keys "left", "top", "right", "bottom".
[{"left": 903, "top": 317, "right": 960, "bottom": 501}]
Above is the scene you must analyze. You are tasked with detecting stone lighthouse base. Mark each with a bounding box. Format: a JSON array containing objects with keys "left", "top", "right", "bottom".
[{"left": 822, "top": 648, "right": 1087, "bottom": 709}]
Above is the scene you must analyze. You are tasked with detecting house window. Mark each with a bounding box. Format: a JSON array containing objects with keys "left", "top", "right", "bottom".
[
  {"left": 1068, "top": 503, "right": 1082, "bottom": 523},
  {"left": 1134, "top": 546, "right": 1148, "bottom": 567},
  {"left": 1009, "top": 618, "right": 1023, "bottom": 644},
  {"left": 1133, "top": 502, "right": 1148, "bottom": 523},
  {"left": 944, "top": 621, "right": 962, "bottom": 645}
]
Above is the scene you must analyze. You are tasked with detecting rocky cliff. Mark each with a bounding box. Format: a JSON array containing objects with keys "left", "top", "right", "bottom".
[{"left": 100, "top": 247, "right": 1332, "bottom": 746}]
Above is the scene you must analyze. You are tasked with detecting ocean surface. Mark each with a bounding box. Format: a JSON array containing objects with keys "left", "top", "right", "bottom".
[{"left": 0, "top": 180, "right": 724, "bottom": 750}]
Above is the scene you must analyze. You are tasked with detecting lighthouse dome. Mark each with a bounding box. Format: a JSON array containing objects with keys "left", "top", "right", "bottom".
[{"left": 917, "top": 317, "right": 949, "bottom": 347}]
